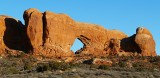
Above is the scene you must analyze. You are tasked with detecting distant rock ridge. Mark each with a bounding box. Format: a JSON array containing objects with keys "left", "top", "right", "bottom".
[{"left": 0, "top": 8, "right": 156, "bottom": 58}]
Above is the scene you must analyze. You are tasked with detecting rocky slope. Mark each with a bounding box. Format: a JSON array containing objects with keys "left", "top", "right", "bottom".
[{"left": 0, "top": 56, "right": 160, "bottom": 78}]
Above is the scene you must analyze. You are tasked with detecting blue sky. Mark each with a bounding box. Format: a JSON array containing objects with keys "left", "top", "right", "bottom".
[{"left": 0, "top": 0, "right": 159, "bottom": 55}]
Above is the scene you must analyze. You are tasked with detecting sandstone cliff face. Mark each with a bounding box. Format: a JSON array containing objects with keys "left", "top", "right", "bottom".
[
  {"left": 43, "top": 11, "right": 76, "bottom": 52},
  {"left": 0, "top": 8, "right": 157, "bottom": 58},
  {"left": 37, "top": 11, "right": 76, "bottom": 58},
  {"left": 23, "top": 8, "right": 43, "bottom": 50},
  {"left": 23, "top": 9, "right": 76, "bottom": 58}
]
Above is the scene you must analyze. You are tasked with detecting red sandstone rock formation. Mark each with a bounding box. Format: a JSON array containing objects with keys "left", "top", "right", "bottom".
[
  {"left": 36, "top": 11, "right": 77, "bottom": 58},
  {"left": 104, "top": 38, "right": 121, "bottom": 55},
  {"left": 75, "top": 22, "right": 127, "bottom": 56},
  {"left": 120, "top": 27, "right": 156, "bottom": 56},
  {"left": 23, "top": 9, "right": 76, "bottom": 58},
  {"left": 42, "top": 11, "right": 76, "bottom": 57},
  {"left": 0, "top": 8, "right": 157, "bottom": 58},
  {"left": 23, "top": 8, "right": 43, "bottom": 49},
  {"left": 135, "top": 27, "right": 156, "bottom": 56}
]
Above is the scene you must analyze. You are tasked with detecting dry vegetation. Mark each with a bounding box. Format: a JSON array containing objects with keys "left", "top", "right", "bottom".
[{"left": 0, "top": 53, "right": 160, "bottom": 78}]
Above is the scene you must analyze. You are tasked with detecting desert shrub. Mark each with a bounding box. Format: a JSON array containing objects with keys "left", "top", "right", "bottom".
[
  {"left": 132, "top": 61, "right": 160, "bottom": 72},
  {"left": 153, "top": 62, "right": 160, "bottom": 69},
  {"left": 36, "top": 61, "right": 70, "bottom": 72},
  {"left": 132, "top": 62, "right": 150, "bottom": 72},
  {"left": 98, "top": 65, "right": 109, "bottom": 70},
  {"left": 83, "top": 59, "right": 93, "bottom": 64},
  {"left": 135, "top": 67, "right": 148, "bottom": 72},
  {"left": 1, "top": 60, "right": 11, "bottom": 67},
  {"left": 9, "top": 67, "right": 19, "bottom": 74},
  {"left": 24, "top": 62, "right": 33, "bottom": 70},
  {"left": 118, "top": 61, "right": 127, "bottom": 67},
  {"left": 22, "top": 56, "right": 36, "bottom": 70},
  {"left": 69, "top": 63, "right": 81, "bottom": 68},
  {"left": 132, "top": 62, "right": 144, "bottom": 68},
  {"left": 16, "top": 52, "right": 26, "bottom": 58},
  {"left": 119, "top": 57, "right": 129, "bottom": 62},
  {"left": 90, "top": 64, "right": 99, "bottom": 69},
  {"left": 0, "top": 67, "right": 19, "bottom": 75},
  {"left": 149, "top": 56, "right": 160, "bottom": 63},
  {"left": 49, "top": 61, "right": 70, "bottom": 70},
  {"left": 36, "top": 63, "right": 51, "bottom": 72},
  {"left": 112, "top": 62, "right": 119, "bottom": 67}
]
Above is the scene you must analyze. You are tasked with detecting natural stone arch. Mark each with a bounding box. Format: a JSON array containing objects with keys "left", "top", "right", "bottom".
[
  {"left": 70, "top": 38, "right": 84, "bottom": 53},
  {"left": 0, "top": 8, "right": 156, "bottom": 58},
  {"left": 75, "top": 22, "right": 128, "bottom": 56}
]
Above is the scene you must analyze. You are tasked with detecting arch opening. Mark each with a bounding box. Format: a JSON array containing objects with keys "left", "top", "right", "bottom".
[{"left": 70, "top": 38, "right": 84, "bottom": 53}]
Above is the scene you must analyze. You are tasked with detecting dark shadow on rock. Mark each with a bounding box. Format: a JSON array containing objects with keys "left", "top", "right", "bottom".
[
  {"left": 120, "top": 34, "right": 141, "bottom": 53},
  {"left": 4, "top": 18, "right": 33, "bottom": 53},
  {"left": 42, "top": 13, "right": 47, "bottom": 46},
  {"left": 22, "top": 24, "right": 33, "bottom": 53}
]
